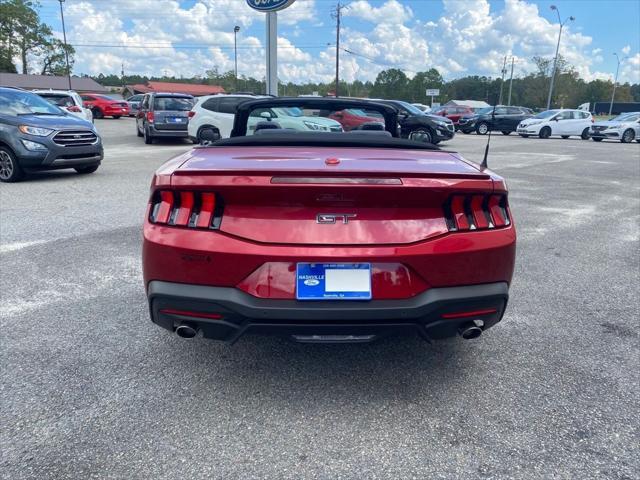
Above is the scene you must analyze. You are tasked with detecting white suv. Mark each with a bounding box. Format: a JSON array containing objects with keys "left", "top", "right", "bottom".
[
  {"left": 188, "top": 94, "right": 342, "bottom": 142},
  {"left": 517, "top": 109, "right": 593, "bottom": 139},
  {"left": 33, "top": 89, "right": 93, "bottom": 123}
]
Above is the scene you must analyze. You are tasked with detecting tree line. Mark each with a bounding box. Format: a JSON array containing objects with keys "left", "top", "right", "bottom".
[{"left": 2, "top": 0, "right": 638, "bottom": 109}]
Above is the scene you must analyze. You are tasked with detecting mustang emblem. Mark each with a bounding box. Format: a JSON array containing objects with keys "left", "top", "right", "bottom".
[{"left": 316, "top": 213, "right": 357, "bottom": 224}]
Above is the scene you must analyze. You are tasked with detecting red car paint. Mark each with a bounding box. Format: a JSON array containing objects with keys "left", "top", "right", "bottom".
[
  {"left": 328, "top": 109, "right": 384, "bottom": 131},
  {"left": 81, "top": 94, "right": 130, "bottom": 118},
  {"left": 143, "top": 146, "right": 515, "bottom": 300},
  {"left": 434, "top": 106, "right": 475, "bottom": 126}
]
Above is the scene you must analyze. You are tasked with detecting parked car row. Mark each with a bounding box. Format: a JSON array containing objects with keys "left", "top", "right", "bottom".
[{"left": 0, "top": 86, "right": 103, "bottom": 182}]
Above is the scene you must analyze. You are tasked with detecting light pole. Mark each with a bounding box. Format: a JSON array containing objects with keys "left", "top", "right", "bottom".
[
  {"left": 58, "top": 0, "right": 72, "bottom": 90},
  {"left": 546, "top": 5, "right": 574, "bottom": 110},
  {"left": 233, "top": 26, "right": 240, "bottom": 92},
  {"left": 609, "top": 53, "right": 626, "bottom": 115}
]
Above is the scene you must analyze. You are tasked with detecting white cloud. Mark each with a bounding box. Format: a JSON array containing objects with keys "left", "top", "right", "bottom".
[
  {"left": 344, "top": 0, "right": 413, "bottom": 25},
  {"left": 621, "top": 45, "right": 631, "bottom": 55}
]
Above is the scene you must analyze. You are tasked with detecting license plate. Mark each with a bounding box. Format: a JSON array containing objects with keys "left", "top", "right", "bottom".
[
  {"left": 296, "top": 263, "right": 371, "bottom": 300},
  {"left": 168, "top": 117, "right": 184, "bottom": 123}
]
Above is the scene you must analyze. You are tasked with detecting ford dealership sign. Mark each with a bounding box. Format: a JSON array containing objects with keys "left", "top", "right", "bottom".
[{"left": 246, "top": 0, "right": 296, "bottom": 12}]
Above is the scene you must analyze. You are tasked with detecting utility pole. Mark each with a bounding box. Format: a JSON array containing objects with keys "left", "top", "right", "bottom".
[
  {"left": 332, "top": 2, "right": 344, "bottom": 97},
  {"left": 546, "top": 5, "right": 574, "bottom": 110},
  {"left": 498, "top": 56, "right": 507, "bottom": 105},
  {"left": 507, "top": 57, "right": 515, "bottom": 106},
  {"left": 58, "top": 0, "right": 72, "bottom": 90},
  {"left": 121, "top": 62, "right": 125, "bottom": 89},
  {"left": 609, "top": 53, "right": 625, "bottom": 115},
  {"left": 233, "top": 26, "right": 240, "bottom": 92}
]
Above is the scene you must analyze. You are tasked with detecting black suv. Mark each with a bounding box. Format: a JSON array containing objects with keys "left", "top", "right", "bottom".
[
  {"left": 0, "top": 87, "right": 103, "bottom": 182},
  {"left": 458, "top": 106, "right": 533, "bottom": 135},
  {"left": 373, "top": 99, "right": 455, "bottom": 144},
  {"left": 136, "top": 92, "right": 194, "bottom": 144}
]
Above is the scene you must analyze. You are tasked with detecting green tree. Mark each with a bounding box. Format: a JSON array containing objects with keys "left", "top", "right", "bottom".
[
  {"left": 407, "top": 69, "right": 444, "bottom": 103},
  {"left": 370, "top": 68, "right": 409, "bottom": 99}
]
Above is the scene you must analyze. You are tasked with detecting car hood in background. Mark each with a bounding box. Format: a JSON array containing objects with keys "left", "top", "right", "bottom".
[
  {"left": 592, "top": 121, "right": 628, "bottom": 128},
  {"left": 1, "top": 113, "right": 94, "bottom": 129}
]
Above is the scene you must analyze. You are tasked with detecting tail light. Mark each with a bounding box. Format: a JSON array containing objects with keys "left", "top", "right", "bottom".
[
  {"left": 148, "top": 190, "right": 223, "bottom": 230},
  {"left": 66, "top": 105, "right": 82, "bottom": 112},
  {"left": 146, "top": 111, "right": 154, "bottom": 123},
  {"left": 444, "top": 194, "right": 510, "bottom": 232},
  {"left": 188, "top": 111, "right": 195, "bottom": 118}
]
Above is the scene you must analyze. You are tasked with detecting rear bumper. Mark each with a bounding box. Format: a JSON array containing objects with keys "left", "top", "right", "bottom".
[
  {"left": 149, "top": 125, "right": 189, "bottom": 138},
  {"left": 148, "top": 280, "right": 509, "bottom": 343}
]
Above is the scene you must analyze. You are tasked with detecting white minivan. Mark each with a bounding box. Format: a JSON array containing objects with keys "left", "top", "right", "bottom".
[{"left": 517, "top": 109, "right": 593, "bottom": 139}]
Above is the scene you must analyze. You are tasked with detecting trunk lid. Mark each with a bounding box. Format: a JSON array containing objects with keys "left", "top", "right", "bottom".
[{"left": 171, "top": 146, "right": 492, "bottom": 245}]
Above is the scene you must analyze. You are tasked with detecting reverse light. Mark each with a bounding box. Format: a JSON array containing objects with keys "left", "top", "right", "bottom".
[
  {"left": 18, "top": 125, "right": 54, "bottom": 136},
  {"left": 149, "top": 190, "right": 223, "bottom": 230},
  {"left": 444, "top": 194, "right": 510, "bottom": 232},
  {"left": 146, "top": 111, "right": 154, "bottom": 123}
]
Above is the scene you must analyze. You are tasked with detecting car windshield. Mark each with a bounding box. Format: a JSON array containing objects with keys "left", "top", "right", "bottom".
[
  {"left": 610, "top": 113, "right": 639, "bottom": 122},
  {"left": 273, "top": 107, "right": 303, "bottom": 117},
  {"left": 394, "top": 101, "right": 425, "bottom": 115},
  {"left": 0, "top": 89, "right": 65, "bottom": 115},
  {"left": 39, "top": 94, "right": 76, "bottom": 108},
  {"left": 534, "top": 110, "right": 560, "bottom": 119},
  {"left": 153, "top": 97, "right": 193, "bottom": 111},
  {"left": 475, "top": 107, "right": 494, "bottom": 115}
]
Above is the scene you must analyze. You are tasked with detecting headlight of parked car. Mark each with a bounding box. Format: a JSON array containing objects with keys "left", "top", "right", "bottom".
[
  {"left": 303, "top": 121, "right": 329, "bottom": 131},
  {"left": 18, "top": 125, "right": 54, "bottom": 137},
  {"left": 20, "top": 139, "right": 48, "bottom": 151}
]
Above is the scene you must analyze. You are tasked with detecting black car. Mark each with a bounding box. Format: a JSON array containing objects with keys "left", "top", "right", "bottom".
[
  {"left": 373, "top": 100, "right": 455, "bottom": 144},
  {"left": 458, "top": 106, "right": 533, "bottom": 135},
  {"left": 0, "top": 87, "right": 103, "bottom": 182},
  {"left": 136, "top": 92, "right": 194, "bottom": 144}
]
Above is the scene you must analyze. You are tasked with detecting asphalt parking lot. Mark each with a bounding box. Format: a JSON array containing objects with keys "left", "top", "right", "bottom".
[{"left": 1, "top": 117, "right": 639, "bottom": 479}]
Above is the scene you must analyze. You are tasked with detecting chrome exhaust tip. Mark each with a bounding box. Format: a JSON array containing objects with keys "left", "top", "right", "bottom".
[
  {"left": 458, "top": 322, "right": 483, "bottom": 340},
  {"left": 175, "top": 323, "right": 198, "bottom": 339}
]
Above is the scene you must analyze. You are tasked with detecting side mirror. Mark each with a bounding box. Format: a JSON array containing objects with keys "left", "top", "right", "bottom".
[
  {"left": 199, "top": 127, "right": 221, "bottom": 145},
  {"left": 398, "top": 113, "right": 409, "bottom": 121},
  {"left": 260, "top": 111, "right": 273, "bottom": 121}
]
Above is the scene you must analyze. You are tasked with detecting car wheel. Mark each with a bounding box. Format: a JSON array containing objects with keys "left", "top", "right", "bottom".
[
  {"left": 0, "top": 147, "right": 24, "bottom": 183},
  {"left": 501, "top": 131, "right": 511, "bottom": 135},
  {"left": 539, "top": 126, "right": 551, "bottom": 139},
  {"left": 561, "top": 135, "right": 570, "bottom": 139},
  {"left": 592, "top": 137, "right": 603, "bottom": 142},
  {"left": 74, "top": 165, "right": 99, "bottom": 174},
  {"left": 92, "top": 108, "right": 103, "bottom": 119},
  {"left": 144, "top": 126, "right": 153, "bottom": 145},
  {"left": 476, "top": 122, "right": 489, "bottom": 135},
  {"left": 461, "top": 130, "right": 471, "bottom": 134},
  {"left": 519, "top": 134, "right": 529, "bottom": 138},
  {"left": 197, "top": 126, "right": 218, "bottom": 144},
  {"left": 408, "top": 129, "right": 433, "bottom": 144},
  {"left": 621, "top": 129, "right": 635, "bottom": 143},
  {"left": 581, "top": 128, "right": 591, "bottom": 140},
  {"left": 113, "top": 115, "right": 121, "bottom": 119}
]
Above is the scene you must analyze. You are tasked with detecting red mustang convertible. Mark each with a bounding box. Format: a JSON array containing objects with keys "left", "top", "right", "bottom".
[{"left": 142, "top": 98, "right": 516, "bottom": 344}]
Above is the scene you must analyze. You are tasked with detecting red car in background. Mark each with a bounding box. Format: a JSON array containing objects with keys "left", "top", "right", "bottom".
[
  {"left": 142, "top": 98, "right": 516, "bottom": 345},
  {"left": 81, "top": 94, "right": 130, "bottom": 119},
  {"left": 434, "top": 106, "right": 475, "bottom": 128},
  {"left": 328, "top": 108, "right": 383, "bottom": 131}
]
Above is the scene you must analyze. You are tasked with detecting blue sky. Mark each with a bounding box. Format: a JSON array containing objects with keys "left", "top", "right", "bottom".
[{"left": 35, "top": 0, "right": 640, "bottom": 84}]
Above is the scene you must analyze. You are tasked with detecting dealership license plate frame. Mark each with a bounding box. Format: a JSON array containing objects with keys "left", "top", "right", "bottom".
[{"left": 296, "top": 263, "right": 372, "bottom": 301}]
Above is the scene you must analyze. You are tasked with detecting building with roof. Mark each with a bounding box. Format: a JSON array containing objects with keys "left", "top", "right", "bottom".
[
  {"left": 123, "top": 81, "right": 225, "bottom": 98},
  {"left": 0, "top": 73, "right": 108, "bottom": 93},
  {"left": 443, "top": 99, "right": 491, "bottom": 110}
]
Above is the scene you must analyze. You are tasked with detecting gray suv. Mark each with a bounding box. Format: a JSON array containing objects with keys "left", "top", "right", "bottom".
[
  {"left": 0, "top": 87, "right": 103, "bottom": 182},
  {"left": 135, "top": 92, "right": 194, "bottom": 144}
]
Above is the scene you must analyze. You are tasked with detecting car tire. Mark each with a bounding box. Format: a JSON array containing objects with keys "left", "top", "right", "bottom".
[
  {"left": 408, "top": 128, "right": 433, "bottom": 144},
  {"left": 621, "top": 129, "right": 635, "bottom": 143},
  {"left": 92, "top": 108, "right": 103, "bottom": 119},
  {"left": 197, "top": 126, "right": 218, "bottom": 144},
  {"left": 143, "top": 126, "right": 153, "bottom": 145},
  {"left": 592, "top": 137, "right": 603, "bottom": 142},
  {"left": 0, "top": 147, "right": 24, "bottom": 183},
  {"left": 74, "top": 165, "right": 99, "bottom": 174},
  {"left": 519, "top": 134, "right": 529, "bottom": 138},
  {"left": 581, "top": 128, "right": 591, "bottom": 140},
  {"left": 539, "top": 126, "right": 551, "bottom": 139},
  {"left": 561, "top": 135, "right": 570, "bottom": 139},
  {"left": 476, "top": 122, "right": 489, "bottom": 135},
  {"left": 501, "top": 131, "right": 511, "bottom": 135},
  {"left": 461, "top": 130, "right": 471, "bottom": 134},
  {"left": 113, "top": 115, "right": 121, "bottom": 119}
]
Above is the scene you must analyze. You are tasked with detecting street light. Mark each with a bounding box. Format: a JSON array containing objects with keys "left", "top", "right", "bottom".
[
  {"left": 609, "top": 53, "right": 627, "bottom": 115},
  {"left": 233, "top": 26, "right": 240, "bottom": 92},
  {"left": 546, "top": 5, "right": 574, "bottom": 110},
  {"left": 58, "top": 0, "right": 72, "bottom": 90}
]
